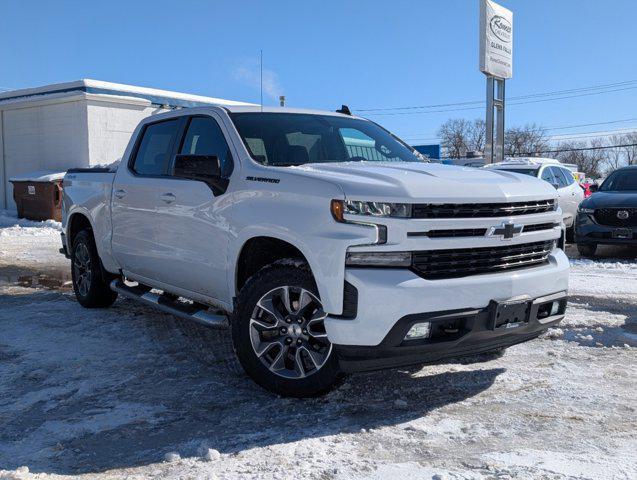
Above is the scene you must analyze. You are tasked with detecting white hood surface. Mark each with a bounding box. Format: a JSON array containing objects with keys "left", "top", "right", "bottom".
[{"left": 289, "top": 162, "right": 557, "bottom": 203}]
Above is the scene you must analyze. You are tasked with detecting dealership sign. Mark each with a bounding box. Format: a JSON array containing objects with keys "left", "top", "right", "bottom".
[{"left": 480, "top": 0, "right": 513, "bottom": 79}]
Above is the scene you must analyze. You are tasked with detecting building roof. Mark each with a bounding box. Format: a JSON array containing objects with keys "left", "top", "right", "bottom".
[{"left": 0, "top": 79, "right": 255, "bottom": 109}]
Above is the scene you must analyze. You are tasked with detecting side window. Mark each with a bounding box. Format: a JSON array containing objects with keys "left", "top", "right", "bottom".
[
  {"left": 551, "top": 167, "right": 568, "bottom": 188},
  {"left": 179, "top": 116, "right": 234, "bottom": 178},
  {"left": 132, "top": 119, "right": 180, "bottom": 176},
  {"left": 540, "top": 167, "right": 555, "bottom": 184},
  {"left": 556, "top": 167, "right": 574, "bottom": 186}
]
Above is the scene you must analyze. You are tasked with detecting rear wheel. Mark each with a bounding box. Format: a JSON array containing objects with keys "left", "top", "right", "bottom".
[
  {"left": 577, "top": 243, "right": 597, "bottom": 257},
  {"left": 71, "top": 229, "right": 118, "bottom": 308},
  {"left": 232, "top": 262, "right": 341, "bottom": 397}
]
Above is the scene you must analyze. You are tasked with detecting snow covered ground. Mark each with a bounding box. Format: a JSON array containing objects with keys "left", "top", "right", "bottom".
[{"left": 0, "top": 210, "right": 635, "bottom": 480}]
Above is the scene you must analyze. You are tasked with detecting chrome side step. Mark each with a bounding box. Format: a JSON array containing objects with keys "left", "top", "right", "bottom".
[{"left": 110, "top": 279, "right": 228, "bottom": 329}]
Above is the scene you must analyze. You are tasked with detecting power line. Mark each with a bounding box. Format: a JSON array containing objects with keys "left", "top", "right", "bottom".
[
  {"left": 401, "top": 117, "right": 637, "bottom": 141},
  {"left": 519, "top": 143, "right": 637, "bottom": 156},
  {"left": 365, "top": 86, "right": 637, "bottom": 116},
  {"left": 549, "top": 129, "right": 637, "bottom": 142},
  {"left": 356, "top": 79, "right": 637, "bottom": 112}
]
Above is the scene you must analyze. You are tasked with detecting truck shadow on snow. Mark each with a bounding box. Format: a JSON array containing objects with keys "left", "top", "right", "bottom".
[{"left": 0, "top": 291, "right": 505, "bottom": 475}]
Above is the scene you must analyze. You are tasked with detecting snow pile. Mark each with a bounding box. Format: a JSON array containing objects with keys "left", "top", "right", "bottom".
[{"left": 0, "top": 209, "right": 62, "bottom": 233}]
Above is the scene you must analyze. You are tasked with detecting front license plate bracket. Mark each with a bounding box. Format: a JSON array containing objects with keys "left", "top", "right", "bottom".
[
  {"left": 489, "top": 299, "right": 531, "bottom": 330},
  {"left": 612, "top": 228, "right": 632, "bottom": 239}
]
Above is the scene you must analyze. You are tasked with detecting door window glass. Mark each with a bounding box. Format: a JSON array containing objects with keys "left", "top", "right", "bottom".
[
  {"left": 540, "top": 167, "right": 555, "bottom": 184},
  {"left": 131, "top": 119, "right": 180, "bottom": 175},
  {"left": 179, "top": 116, "right": 234, "bottom": 177},
  {"left": 550, "top": 167, "right": 568, "bottom": 188},
  {"left": 555, "top": 167, "right": 574, "bottom": 185}
]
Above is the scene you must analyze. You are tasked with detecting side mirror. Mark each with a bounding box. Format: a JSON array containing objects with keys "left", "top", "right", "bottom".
[
  {"left": 589, "top": 184, "right": 599, "bottom": 193},
  {"left": 173, "top": 154, "right": 227, "bottom": 194}
]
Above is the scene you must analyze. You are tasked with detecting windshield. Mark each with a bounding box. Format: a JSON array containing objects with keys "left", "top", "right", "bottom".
[
  {"left": 495, "top": 167, "right": 539, "bottom": 177},
  {"left": 600, "top": 169, "right": 637, "bottom": 191},
  {"left": 229, "top": 113, "right": 426, "bottom": 166}
]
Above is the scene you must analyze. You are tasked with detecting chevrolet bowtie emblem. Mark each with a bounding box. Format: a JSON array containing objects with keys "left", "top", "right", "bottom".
[{"left": 488, "top": 221, "right": 523, "bottom": 240}]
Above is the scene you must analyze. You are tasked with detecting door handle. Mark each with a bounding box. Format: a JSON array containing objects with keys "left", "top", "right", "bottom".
[
  {"left": 160, "top": 193, "right": 176, "bottom": 204},
  {"left": 114, "top": 189, "right": 126, "bottom": 199}
]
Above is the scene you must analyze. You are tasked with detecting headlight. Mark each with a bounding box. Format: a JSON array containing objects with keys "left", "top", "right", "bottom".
[
  {"left": 346, "top": 251, "right": 412, "bottom": 267},
  {"left": 578, "top": 207, "right": 595, "bottom": 214},
  {"left": 342, "top": 200, "right": 411, "bottom": 218}
]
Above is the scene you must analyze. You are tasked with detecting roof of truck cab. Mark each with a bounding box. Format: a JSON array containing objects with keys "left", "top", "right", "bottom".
[{"left": 223, "top": 105, "right": 360, "bottom": 118}]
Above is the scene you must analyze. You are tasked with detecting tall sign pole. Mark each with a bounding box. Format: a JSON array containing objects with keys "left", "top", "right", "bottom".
[{"left": 480, "top": 0, "right": 513, "bottom": 164}]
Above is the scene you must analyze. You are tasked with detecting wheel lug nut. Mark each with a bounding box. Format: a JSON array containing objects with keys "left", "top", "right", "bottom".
[
  {"left": 302, "top": 329, "right": 308, "bottom": 335},
  {"left": 286, "top": 318, "right": 291, "bottom": 323},
  {"left": 285, "top": 337, "right": 292, "bottom": 344},
  {"left": 297, "top": 318, "right": 303, "bottom": 324},
  {"left": 280, "top": 327, "right": 287, "bottom": 334},
  {"left": 296, "top": 339, "right": 302, "bottom": 345}
]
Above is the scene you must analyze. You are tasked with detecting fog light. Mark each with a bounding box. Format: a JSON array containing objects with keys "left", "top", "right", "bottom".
[
  {"left": 550, "top": 301, "right": 560, "bottom": 316},
  {"left": 405, "top": 322, "right": 431, "bottom": 340}
]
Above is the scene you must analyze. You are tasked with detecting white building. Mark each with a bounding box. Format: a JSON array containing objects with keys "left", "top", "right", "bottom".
[{"left": 0, "top": 79, "right": 252, "bottom": 210}]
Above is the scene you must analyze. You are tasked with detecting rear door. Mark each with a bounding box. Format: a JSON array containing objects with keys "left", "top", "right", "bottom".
[
  {"left": 150, "top": 114, "right": 235, "bottom": 302},
  {"left": 553, "top": 167, "right": 582, "bottom": 227},
  {"left": 111, "top": 118, "right": 183, "bottom": 280}
]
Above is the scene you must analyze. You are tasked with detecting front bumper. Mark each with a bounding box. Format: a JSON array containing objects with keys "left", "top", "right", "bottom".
[
  {"left": 335, "top": 291, "right": 567, "bottom": 372},
  {"left": 575, "top": 213, "right": 637, "bottom": 245},
  {"left": 325, "top": 249, "right": 569, "bottom": 346}
]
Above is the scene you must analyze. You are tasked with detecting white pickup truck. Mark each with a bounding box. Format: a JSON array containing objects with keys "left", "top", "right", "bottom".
[{"left": 61, "top": 106, "right": 569, "bottom": 397}]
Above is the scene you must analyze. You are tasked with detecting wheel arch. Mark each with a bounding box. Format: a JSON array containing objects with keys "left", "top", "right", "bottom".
[
  {"left": 234, "top": 235, "right": 312, "bottom": 295},
  {"left": 67, "top": 211, "right": 94, "bottom": 246}
]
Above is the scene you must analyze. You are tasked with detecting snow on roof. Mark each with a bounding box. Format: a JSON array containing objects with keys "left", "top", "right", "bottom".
[
  {"left": 486, "top": 157, "right": 562, "bottom": 168},
  {"left": 0, "top": 79, "right": 256, "bottom": 109}
]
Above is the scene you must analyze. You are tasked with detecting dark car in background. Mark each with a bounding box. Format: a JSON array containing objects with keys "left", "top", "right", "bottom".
[{"left": 575, "top": 165, "right": 637, "bottom": 257}]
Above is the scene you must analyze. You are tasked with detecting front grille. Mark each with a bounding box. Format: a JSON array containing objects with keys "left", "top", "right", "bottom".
[
  {"left": 412, "top": 199, "right": 555, "bottom": 219},
  {"left": 418, "top": 228, "right": 487, "bottom": 238},
  {"left": 523, "top": 222, "right": 559, "bottom": 233},
  {"left": 594, "top": 208, "right": 637, "bottom": 227},
  {"left": 412, "top": 240, "right": 554, "bottom": 280},
  {"left": 408, "top": 222, "right": 558, "bottom": 239}
]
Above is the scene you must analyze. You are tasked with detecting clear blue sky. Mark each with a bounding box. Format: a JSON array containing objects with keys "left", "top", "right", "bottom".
[{"left": 2, "top": 0, "right": 636, "bottom": 144}]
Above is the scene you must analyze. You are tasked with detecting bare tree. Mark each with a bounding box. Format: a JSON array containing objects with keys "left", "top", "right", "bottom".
[
  {"left": 468, "top": 119, "right": 486, "bottom": 154},
  {"left": 605, "top": 134, "right": 626, "bottom": 171},
  {"left": 437, "top": 119, "right": 471, "bottom": 158},
  {"left": 437, "top": 118, "right": 486, "bottom": 158},
  {"left": 620, "top": 132, "right": 637, "bottom": 165},
  {"left": 505, "top": 123, "right": 548, "bottom": 157},
  {"left": 553, "top": 140, "right": 604, "bottom": 178}
]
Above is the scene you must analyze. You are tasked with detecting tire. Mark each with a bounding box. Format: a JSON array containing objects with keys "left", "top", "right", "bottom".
[
  {"left": 566, "top": 226, "right": 575, "bottom": 244},
  {"left": 577, "top": 243, "right": 597, "bottom": 257},
  {"left": 71, "top": 229, "right": 118, "bottom": 308},
  {"left": 231, "top": 261, "right": 342, "bottom": 397}
]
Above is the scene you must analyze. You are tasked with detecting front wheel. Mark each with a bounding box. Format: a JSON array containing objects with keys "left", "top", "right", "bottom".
[
  {"left": 232, "top": 262, "right": 342, "bottom": 397},
  {"left": 71, "top": 229, "right": 118, "bottom": 308}
]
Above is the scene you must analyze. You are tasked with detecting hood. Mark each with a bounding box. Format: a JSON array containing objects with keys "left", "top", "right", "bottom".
[
  {"left": 581, "top": 191, "right": 637, "bottom": 209},
  {"left": 288, "top": 162, "right": 557, "bottom": 203}
]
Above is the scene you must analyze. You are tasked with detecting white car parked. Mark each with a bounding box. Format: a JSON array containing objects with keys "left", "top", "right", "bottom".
[
  {"left": 61, "top": 107, "right": 569, "bottom": 397},
  {"left": 486, "top": 158, "right": 584, "bottom": 239}
]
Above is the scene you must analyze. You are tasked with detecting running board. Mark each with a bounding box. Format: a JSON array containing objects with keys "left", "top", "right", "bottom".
[{"left": 110, "top": 279, "right": 228, "bottom": 329}]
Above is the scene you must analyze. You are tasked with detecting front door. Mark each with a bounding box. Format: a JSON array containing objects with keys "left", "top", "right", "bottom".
[
  {"left": 111, "top": 117, "right": 182, "bottom": 280},
  {"left": 151, "top": 114, "right": 235, "bottom": 303}
]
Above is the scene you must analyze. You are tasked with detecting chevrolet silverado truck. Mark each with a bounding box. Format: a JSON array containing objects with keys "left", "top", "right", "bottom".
[{"left": 61, "top": 106, "right": 569, "bottom": 397}]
